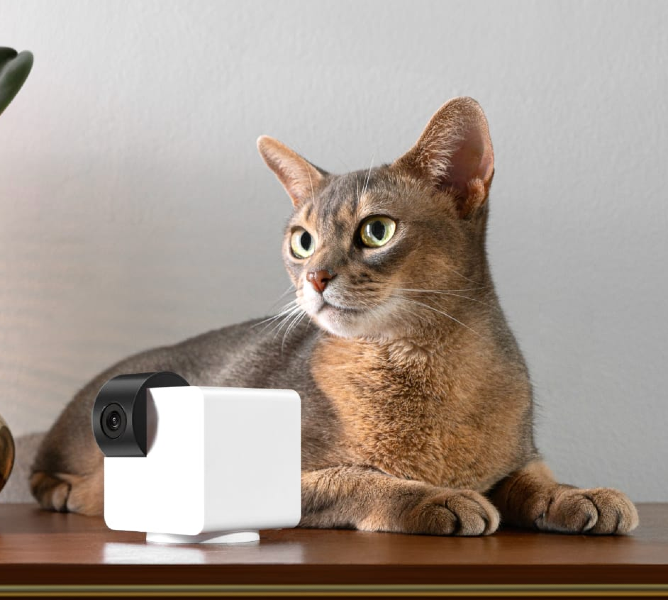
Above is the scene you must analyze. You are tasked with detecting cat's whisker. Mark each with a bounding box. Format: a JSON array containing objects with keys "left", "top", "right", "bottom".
[
  {"left": 442, "top": 265, "right": 485, "bottom": 285},
  {"left": 266, "top": 284, "right": 297, "bottom": 312},
  {"left": 361, "top": 156, "right": 374, "bottom": 198},
  {"left": 270, "top": 302, "right": 301, "bottom": 325},
  {"left": 257, "top": 315, "right": 294, "bottom": 335},
  {"left": 307, "top": 169, "right": 316, "bottom": 205},
  {"left": 400, "top": 307, "right": 432, "bottom": 330},
  {"left": 280, "top": 314, "right": 297, "bottom": 348},
  {"left": 270, "top": 306, "right": 303, "bottom": 338},
  {"left": 278, "top": 282, "right": 297, "bottom": 297},
  {"left": 402, "top": 270, "right": 486, "bottom": 287},
  {"left": 395, "top": 287, "right": 486, "bottom": 294},
  {"left": 402, "top": 278, "right": 489, "bottom": 291},
  {"left": 393, "top": 288, "right": 499, "bottom": 311},
  {"left": 400, "top": 297, "right": 482, "bottom": 338},
  {"left": 253, "top": 309, "right": 296, "bottom": 331},
  {"left": 269, "top": 310, "right": 303, "bottom": 340},
  {"left": 270, "top": 297, "right": 299, "bottom": 313},
  {"left": 281, "top": 307, "right": 308, "bottom": 349},
  {"left": 257, "top": 304, "right": 302, "bottom": 336},
  {"left": 252, "top": 300, "right": 299, "bottom": 330},
  {"left": 282, "top": 308, "right": 308, "bottom": 351}
]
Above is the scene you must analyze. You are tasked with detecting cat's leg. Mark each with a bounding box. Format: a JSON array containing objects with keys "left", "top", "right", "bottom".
[
  {"left": 30, "top": 364, "right": 137, "bottom": 516},
  {"left": 30, "top": 462, "right": 103, "bottom": 516},
  {"left": 489, "top": 460, "right": 639, "bottom": 534},
  {"left": 30, "top": 392, "right": 104, "bottom": 516},
  {"left": 30, "top": 346, "right": 189, "bottom": 515},
  {"left": 301, "top": 466, "right": 499, "bottom": 536}
]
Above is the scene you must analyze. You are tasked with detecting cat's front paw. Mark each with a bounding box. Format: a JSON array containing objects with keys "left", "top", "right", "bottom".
[
  {"left": 30, "top": 470, "right": 103, "bottom": 516},
  {"left": 535, "top": 487, "right": 639, "bottom": 535},
  {"left": 30, "top": 471, "right": 71, "bottom": 512},
  {"left": 407, "top": 489, "right": 500, "bottom": 536}
]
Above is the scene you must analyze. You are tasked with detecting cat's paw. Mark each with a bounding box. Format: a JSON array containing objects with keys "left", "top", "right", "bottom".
[
  {"left": 535, "top": 487, "right": 639, "bottom": 535},
  {"left": 407, "top": 489, "right": 500, "bottom": 536},
  {"left": 30, "top": 470, "right": 103, "bottom": 516},
  {"left": 31, "top": 472, "right": 71, "bottom": 512}
]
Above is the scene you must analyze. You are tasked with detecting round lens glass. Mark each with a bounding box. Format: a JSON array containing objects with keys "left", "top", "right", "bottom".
[
  {"left": 100, "top": 403, "right": 126, "bottom": 439},
  {"left": 106, "top": 411, "right": 122, "bottom": 431}
]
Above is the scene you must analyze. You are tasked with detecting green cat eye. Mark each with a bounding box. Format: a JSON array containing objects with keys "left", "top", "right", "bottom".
[
  {"left": 290, "top": 227, "right": 315, "bottom": 259},
  {"left": 359, "top": 216, "right": 396, "bottom": 248}
]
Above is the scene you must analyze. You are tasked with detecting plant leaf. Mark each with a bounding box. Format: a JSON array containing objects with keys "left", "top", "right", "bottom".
[{"left": 0, "top": 48, "right": 34, "bottom": 116}]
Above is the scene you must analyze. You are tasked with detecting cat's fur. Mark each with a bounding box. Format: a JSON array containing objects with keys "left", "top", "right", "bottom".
[{"left": 31, "top": 98, "right": 638, "bottom": 535}]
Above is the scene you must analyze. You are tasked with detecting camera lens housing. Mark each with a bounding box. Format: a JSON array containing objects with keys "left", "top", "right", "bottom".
[
  {"left": 92, "top": 372, "right": 189, "bottom": 457},
  {"left": 100, "top": 403, "right": 126, "bottom": 439}
]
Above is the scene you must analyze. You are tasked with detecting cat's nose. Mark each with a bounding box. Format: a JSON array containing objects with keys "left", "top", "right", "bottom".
[{"left": 307, "top": 269, "right": 336, "bottom": 294}]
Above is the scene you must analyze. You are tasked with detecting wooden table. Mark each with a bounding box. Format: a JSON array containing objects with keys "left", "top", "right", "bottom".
[{"left": 0, "top": 503, "right": 667, "bottom": 598}]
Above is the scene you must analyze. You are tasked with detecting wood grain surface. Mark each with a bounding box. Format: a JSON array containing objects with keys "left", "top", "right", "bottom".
[{"left": 0, "top": 503, "right": 667, "bottom": 597}]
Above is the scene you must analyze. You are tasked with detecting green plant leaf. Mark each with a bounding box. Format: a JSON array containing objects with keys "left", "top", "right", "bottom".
[{"left": 0, "top": 48, "right": 34, "bottom": 116}]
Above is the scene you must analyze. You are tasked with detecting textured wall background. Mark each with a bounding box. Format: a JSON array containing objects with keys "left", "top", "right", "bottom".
[{"left": 1, "top": 0, "right": 666, "bottom": 500}]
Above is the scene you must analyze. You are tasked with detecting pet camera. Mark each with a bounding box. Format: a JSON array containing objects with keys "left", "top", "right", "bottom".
[{"left": 92, "top": 372, "right": 301, "bottom": 544}]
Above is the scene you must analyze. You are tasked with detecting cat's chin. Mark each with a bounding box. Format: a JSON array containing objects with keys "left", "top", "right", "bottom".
[
  {"left": 307, "top": 299, "right": 399, "bottom": 341},
  {"left": 316, "top": 316, "right": 369, "bottom": 339},
  {"left": 314, "top": 303, "right": 364, "bottom": 337}
]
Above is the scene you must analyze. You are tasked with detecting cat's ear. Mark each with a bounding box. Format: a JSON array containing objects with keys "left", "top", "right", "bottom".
[
  {"left": 393, "top": 97, "right": 494, "bottom": 217},
  {"left": 257, "top": 136, "right": 326, "bottom": 207}
]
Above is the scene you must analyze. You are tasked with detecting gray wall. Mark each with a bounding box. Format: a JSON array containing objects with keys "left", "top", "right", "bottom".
[{"left": 1, "top": 0, "right": 666, "bottom": 501}]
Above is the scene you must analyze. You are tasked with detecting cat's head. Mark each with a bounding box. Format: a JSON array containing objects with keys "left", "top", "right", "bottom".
[{"left": 258, "top": 97, "right": 495, "bottom": 341}]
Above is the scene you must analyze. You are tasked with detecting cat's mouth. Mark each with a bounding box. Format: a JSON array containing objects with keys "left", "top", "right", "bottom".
[
  {"left": 309, "top": 298, "right": 370, "bottom": 338},
  {"left": 300, "top": 289, "right": 381, "bottom": 338},
  {"left": 301, "top": 292, "right": 405, "bottom": 340},
  {"left": 318, "top": 300, "right": 364, "bottom": 315}
]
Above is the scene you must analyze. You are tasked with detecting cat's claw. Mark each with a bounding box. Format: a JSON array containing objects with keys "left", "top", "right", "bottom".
[
  {"left": 534, "top": 487, "right": 639, "bottom": 535},
  {"left": 408, "top": 489, "right": 500, "bottom": 536}
]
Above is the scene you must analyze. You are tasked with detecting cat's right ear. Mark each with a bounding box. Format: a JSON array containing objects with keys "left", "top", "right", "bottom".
[
  {"left": 392, "top": 97, "right": 494, "bottom": 218},
  {"left": 257, "top": 136, "right": 326, "bottom": 207}
]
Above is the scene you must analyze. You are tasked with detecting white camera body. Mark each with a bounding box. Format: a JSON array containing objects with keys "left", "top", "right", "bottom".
[{"left": 93, "top": 374, "right": 301, "bottom": 544}]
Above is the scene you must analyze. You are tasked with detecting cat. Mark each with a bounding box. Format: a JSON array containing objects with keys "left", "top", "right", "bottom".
[{"left": 30, "top": 97, "right": 638, "bottom": 535}]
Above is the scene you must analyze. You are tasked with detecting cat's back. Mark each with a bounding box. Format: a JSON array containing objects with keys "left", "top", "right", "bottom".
[{"left": 165, "top": 315, "right": 322, "bottom": 392}]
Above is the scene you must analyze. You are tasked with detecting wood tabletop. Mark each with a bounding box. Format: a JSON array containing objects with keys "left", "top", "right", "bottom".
[{"left": 0, "top": 503, "right": 667, "bottom": 597}]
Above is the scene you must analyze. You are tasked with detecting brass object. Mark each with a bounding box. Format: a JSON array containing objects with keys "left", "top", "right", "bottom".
[{"left": 0, "top": 414, "right": 14, "bottom": 494}]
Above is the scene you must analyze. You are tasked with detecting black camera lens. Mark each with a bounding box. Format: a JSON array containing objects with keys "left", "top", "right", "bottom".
[
  {"left": 100, "top": 403, "right": 126, "bottom": 439},
  {"left": 93, "top": 371, "right": 189, "bottom": 457},
  {"left": 106, "top": 411, "right": 122, "bottom": 431}
]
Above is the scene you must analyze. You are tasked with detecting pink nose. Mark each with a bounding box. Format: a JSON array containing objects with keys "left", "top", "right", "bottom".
[{"left": 307, "top": 270, "right": 336, "bottom": 293}]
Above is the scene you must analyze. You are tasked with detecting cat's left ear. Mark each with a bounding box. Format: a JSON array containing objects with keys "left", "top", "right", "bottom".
[
  {"left": 393, "top": 97, "right": 494, "bottom": 218},
  {"left": 257, "top": 136, "right": 327, "bottom": 207}
]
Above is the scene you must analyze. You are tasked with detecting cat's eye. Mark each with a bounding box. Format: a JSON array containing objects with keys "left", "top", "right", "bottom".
[
  {"left": 359, "top": 216, "right": 396, "bottom": 248},
  {"left": 290, "top": 227, "right": 315, "bottom": 259}
]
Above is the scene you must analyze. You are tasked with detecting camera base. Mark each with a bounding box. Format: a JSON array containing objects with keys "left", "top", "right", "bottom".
[{"left": 146, "top": 530, "right": 260, "bottom": 545}]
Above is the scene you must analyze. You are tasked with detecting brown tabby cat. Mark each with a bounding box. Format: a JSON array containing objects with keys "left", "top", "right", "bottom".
[{"left": 31, "top": 97, "right": 638, "bottom": 535}]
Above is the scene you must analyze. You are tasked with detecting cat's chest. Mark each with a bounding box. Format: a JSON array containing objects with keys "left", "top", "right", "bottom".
[{"left": 311, "top": 337, "right": 499, "bottom": 489}]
